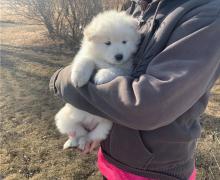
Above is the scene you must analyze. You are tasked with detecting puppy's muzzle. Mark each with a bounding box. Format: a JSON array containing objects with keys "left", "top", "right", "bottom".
[{"left": 115, "top": 54, "right": 123, "bottom": 61}]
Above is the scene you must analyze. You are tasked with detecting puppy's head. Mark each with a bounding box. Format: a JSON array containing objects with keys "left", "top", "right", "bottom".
[{"left": 83, "top": 10, "right": 140, "bottom": 65}]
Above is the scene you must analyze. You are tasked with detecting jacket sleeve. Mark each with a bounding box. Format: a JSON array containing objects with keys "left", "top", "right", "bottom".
[
  {"left": 50, "top": 14, "right": 220, "bottom": 130},
  {"left": 49, "top": 65, "right": 109, "bottom": 118}
]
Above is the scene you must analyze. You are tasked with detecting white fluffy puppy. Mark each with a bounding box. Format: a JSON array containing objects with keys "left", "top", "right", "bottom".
[{"left": 55, "top": 10, "right": 140, "bottom": 150}]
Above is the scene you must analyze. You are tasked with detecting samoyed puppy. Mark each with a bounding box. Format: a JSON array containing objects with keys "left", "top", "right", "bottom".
[{"left": 55, "top": 10, "right": 140, "bottom": 150}]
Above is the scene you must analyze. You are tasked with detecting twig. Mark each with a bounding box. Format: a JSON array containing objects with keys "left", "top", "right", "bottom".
[
  {"left": 211, "top": 152, "right": 220, "bottom": 172},
  {"left": 208, "top": 167, "right": 215, "bottom": 180}
]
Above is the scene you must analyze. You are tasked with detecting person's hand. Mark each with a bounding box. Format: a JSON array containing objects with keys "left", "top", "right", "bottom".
[
  {"left": 81, "top": 139, "right": 101, "bottom": 154},
  {"left": 75, "top": 121, "right": 102, "bottom": 154}
]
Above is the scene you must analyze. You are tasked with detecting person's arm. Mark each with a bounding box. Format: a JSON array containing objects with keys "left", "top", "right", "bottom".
[
  {"left": 49, "top": 65, "right": 108, "bottom": 118},
  {"left": 50, "top": 13, "right": 220, "bottom": 131}
]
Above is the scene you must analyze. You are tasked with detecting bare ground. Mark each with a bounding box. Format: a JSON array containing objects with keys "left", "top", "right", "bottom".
[{"left": 0, "top": 3, "right": 219, "bottom": 180}]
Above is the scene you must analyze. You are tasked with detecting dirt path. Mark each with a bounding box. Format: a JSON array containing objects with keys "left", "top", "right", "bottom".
[{"left": 0, "top": 4, "right": 219, "bottom": 180}]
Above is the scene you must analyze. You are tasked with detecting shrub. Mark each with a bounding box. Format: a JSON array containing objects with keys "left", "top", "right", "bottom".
[{"left": 9, "top": 0, "right": 129, "bottom": 47}]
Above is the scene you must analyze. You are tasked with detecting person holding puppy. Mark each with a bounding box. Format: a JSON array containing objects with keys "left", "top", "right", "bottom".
[{"left": 50, "top": 0, "right": 220, "bottom": 179}]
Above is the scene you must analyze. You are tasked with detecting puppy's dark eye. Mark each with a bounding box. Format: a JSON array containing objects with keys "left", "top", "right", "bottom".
[
  {"left": 122, "top": 41, "right": 127, "bottom": 44},
  {"left": 105, "top": 41, "right": 111, "bottom": 46}
]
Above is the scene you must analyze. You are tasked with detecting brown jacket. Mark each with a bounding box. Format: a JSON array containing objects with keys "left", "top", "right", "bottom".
[{"left": 49, "top": 0, "right": 220, "bottom": 179}]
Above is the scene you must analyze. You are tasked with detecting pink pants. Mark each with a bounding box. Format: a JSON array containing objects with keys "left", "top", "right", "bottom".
[{"left": 98, "top": 148, "right": 196, "bottom": 180}]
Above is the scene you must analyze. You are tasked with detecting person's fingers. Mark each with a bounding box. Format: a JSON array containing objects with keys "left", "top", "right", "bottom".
[
  {"left": 76, "top": 140, "right": 101, "bottom": 154},
  {"left": 82, "top": 141, "right": 92, "bottom": 154},
  {"left": 89, "top": 140, "right": 101, "bottom": 153}
]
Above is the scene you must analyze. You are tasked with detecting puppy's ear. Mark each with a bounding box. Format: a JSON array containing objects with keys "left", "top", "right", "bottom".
[
  {"left": 84, "top": 25, "right": 97, "bottom": 41},
  {"left": 119, "top": 11, "right": 139, "bottom": 29}
]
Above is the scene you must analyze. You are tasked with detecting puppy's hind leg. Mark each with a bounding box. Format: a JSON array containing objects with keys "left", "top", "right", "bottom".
[
  {"left": 55, "top": 104, "right": 88, "bottom": 149},
  {"left": 63, "top": 124, "right": 88, "bottom": 150},
  {"left": 88, "top": 119, "right": 112, "bottom": 142},
  {"left": 63, "top": 132, "right": 78, "bottom": 149}
]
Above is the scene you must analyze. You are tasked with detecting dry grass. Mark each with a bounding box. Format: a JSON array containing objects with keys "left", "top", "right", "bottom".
[
  {"left": 0, "top": 3, "right": 100, "bottom": 179},
  {"left": 196, "top": 82, "right": 220, "bottom": 179},
  {"left": 0, "top": 2, "right": 219, "bottom": 180}
]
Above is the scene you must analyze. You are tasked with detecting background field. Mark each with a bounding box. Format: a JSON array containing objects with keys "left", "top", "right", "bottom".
[{"left": 0, "top": 1, "right": 219, "bottom": 180}]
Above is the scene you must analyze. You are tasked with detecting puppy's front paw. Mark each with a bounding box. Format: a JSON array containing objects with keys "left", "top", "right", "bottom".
[
  {"left": 63, "top": 138, "right": 78, "bottom": 149},
  {"left": 71, "top": 70, "right": 90, "bottom": 88},
  {"left": 93, "top": 75, "right": 106, "bottom": 85},
  {"left": 93, "top": 69, "right": 117, "bottom": 85}
]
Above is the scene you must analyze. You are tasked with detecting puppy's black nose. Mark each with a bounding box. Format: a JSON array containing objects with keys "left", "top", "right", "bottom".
[{"left": 115, "top": 54, "right": 123, "bottom": 61}]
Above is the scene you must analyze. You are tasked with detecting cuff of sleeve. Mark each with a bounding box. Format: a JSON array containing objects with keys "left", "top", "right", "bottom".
[{"left": 49, "top": 68, "right": 64, "bottom": 95}]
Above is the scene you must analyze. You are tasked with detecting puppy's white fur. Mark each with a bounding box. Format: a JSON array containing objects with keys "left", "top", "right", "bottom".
[{"left": 55, "top": 10, "right": 140, "bottom": 150}]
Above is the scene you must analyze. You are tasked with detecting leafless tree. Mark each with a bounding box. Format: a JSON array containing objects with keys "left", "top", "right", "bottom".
[{"left": 7, "top": 0, "right": 128, "bottom": 47}]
